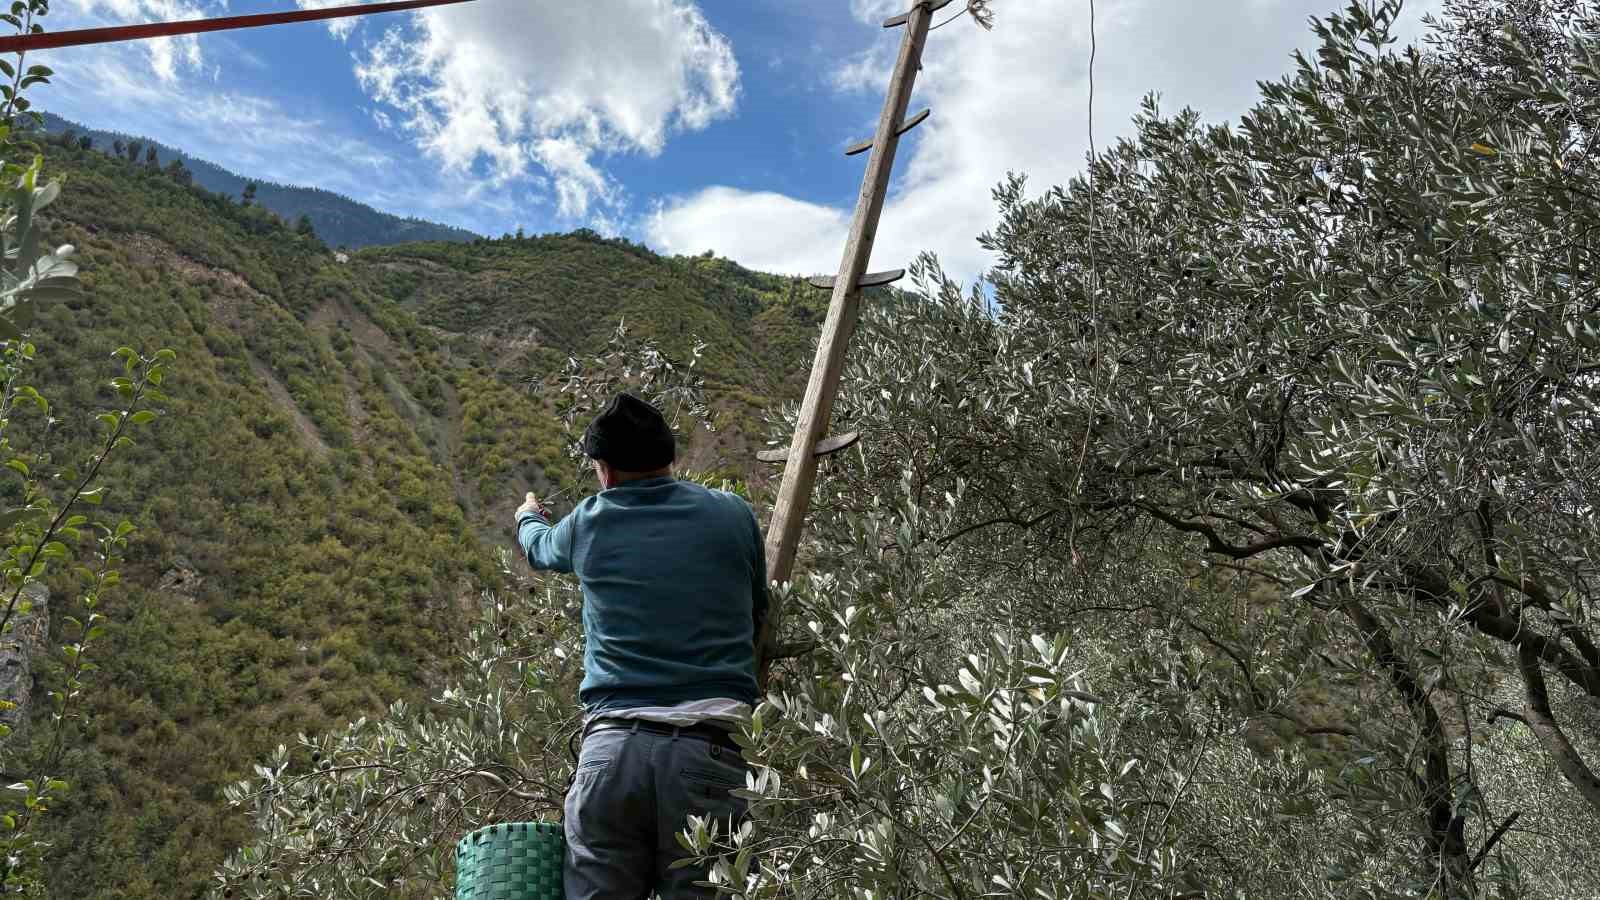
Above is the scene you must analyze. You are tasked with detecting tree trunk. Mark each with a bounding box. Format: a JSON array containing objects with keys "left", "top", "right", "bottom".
[{"left": 1341, "top": 599, "right": 1473, "bottom": 895}]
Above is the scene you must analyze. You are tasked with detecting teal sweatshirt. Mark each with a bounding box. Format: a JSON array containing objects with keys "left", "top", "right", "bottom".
[{"left": 517, "top": 477, "right": 767, "bottom": 714}]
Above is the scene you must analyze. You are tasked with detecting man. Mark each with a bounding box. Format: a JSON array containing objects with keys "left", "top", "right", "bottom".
[{"left": 515, "top": 392, "right": 767, "bottom": 900}]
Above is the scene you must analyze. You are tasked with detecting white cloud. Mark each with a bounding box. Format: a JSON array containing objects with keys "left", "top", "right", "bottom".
[
  {"left": 646, "top": 188, "right": 849, "bottom": 275},
  {"left": 532, "top": 136, "right": 618, "bottom": 219},
  {"left": 649, "top": 0, "right": 1447, "bottom": 285},
  {"left": 352, "top": 0, "right": 740, "bottom": 223}
]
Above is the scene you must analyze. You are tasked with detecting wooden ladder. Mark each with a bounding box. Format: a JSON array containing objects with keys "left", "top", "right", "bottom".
[{"left": 755, "top": 0, "right": 954, "bottom": 687}]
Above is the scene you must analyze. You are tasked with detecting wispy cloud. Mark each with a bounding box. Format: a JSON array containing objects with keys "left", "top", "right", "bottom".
[
  {"left": 71, "top": 0, "right": 212, "bottom": 80},
  {"left": 829, "top": 37, "right": 894, "bottom": 95},
  {"left": 53, "top": 47, "right": 395, "bottom": 184},
  {"left": 38, "top": 3, "right": 499, "bottom": 232},
  {"left": 293, "top": 0, "right": 373, "bottom": 41}
]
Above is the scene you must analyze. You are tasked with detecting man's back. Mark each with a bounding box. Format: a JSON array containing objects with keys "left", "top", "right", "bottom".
[{"left": 564, "top": 476, "right": 764, "bottom": 712}]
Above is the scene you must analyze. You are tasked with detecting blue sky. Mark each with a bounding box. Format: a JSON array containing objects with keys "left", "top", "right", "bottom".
[{"left": 38, "top": 0, "right": 1443, "bottom": 282}]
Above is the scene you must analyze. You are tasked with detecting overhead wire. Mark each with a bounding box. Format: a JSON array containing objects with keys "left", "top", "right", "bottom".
[
  {"left": 930, "top": 1, "right": 994, "bottom": 32},
  {"left": 1066, "top": 0, "right": 1101, "bottom": 565}
]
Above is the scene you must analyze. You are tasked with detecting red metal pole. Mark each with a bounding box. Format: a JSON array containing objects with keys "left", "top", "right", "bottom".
[{"left": 0, "top": 0, "right": 472, "bottom": 54}]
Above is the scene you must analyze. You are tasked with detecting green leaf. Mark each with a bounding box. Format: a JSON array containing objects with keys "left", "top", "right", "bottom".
[
  {"left": 128, "top": 410, "right": 157, "bottom": 426},
  {"left": 31, "top": 179, "right": 58, "bottom": 211}
]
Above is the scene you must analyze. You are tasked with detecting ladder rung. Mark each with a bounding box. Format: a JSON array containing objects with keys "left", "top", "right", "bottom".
[
  {"left": 756, "top": 431, "right": 861, "bottom": 463},
  {"left": 807, "top": 268, "right": 905, "bottom": 291},
  {"left": 845, "top": 107, "right": 931, "bottom": 156},
  {"left": 882, "top": 0, "right": 954, "bottom": 28}
]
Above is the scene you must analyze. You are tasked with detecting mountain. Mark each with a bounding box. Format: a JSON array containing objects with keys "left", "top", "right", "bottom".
[
  {"left": 35, "top": 112, "right": 481, "bottom": 249},
  {"left": 10, "top": 137, "right": 825, "bottom": 898}
]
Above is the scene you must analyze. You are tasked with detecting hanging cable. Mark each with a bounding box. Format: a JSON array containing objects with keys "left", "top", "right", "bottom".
[
  {"left": 1066, "top": 0, "right": 1101, "bottom": 565},
  {"left": 930, "top": 0, "right": 994, "bottom": 32}
]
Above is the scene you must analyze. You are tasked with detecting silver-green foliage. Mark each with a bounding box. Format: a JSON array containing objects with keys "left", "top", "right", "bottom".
[
  {"left": 741, "top": 5, "right": 1598, "bottom": 899},
  {"left": 691, "top": 2, "right": 1600, "bottom": 897}
]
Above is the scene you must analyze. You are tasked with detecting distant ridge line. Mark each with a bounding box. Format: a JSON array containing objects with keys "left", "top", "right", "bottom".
[{"left": 37, "top": 111, "right": 481, "bottom": 249}]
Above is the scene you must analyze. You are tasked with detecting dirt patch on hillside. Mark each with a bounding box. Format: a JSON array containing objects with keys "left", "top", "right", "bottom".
[
  {"left": 373, "top": 257, "right": 454, "bottom": 277},
  {"left": 123, "top": 233, "right": 256, "bottom": 294},
  {"left": 121, "top": 233, "right": 262, "bottom": 331},
  {"left": 345, "top": 380, "right": 372, "bottom": 448},
  {"left": 247, "top": 353, "right": 329, "bottom": 457},
  {"left": 309, "top": 296, "right": 400, "bottom": 359},
  {"left": 421, "top": 323, "right": 543, "bottom": 374}
]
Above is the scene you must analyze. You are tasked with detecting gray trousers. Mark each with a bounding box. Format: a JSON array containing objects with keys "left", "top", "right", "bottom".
[{"left": 564, "top": 724, "right": 750, "bottom": 900}]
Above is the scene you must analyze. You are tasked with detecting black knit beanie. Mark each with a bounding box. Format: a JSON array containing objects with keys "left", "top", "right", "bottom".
[{"left": 582, "top": 393, "right": 676, "bottom": 472}]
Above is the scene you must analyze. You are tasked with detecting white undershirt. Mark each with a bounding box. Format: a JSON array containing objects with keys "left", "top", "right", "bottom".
[{"left": 586, "top": 697, "right": 752, "bottom": 730}]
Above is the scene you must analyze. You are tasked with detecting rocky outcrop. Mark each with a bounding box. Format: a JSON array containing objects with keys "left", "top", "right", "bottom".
[
  {"left": 158, "top": 556, "right": 204, "bottom": 600},
  {"left": 0, "top": 583, "right": 50, "bottom": 744}
]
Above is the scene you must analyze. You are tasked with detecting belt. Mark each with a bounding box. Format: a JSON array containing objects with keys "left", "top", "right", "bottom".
[{"left": 584, "top": 717, "right": 743, "bottom": 754}]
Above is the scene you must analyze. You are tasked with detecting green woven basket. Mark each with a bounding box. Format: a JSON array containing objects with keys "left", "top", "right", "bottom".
[{"left": 455, "top": 821, "right": 565, "bottom": 900}]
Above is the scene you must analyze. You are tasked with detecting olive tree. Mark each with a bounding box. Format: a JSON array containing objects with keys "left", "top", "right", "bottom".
[
  {"left": 982, "top": 0, "right": 1600, "bottom": 869},
  {"left": 698, "top": 2, "right": 1600, "bottom": 897}
]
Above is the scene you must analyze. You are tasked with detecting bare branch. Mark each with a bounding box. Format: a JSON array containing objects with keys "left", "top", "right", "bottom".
[
  {"left": 770, "top": 639, "right": 819, "bottom": 660},
  {"left": 1515, "top": 644, "right": 1600, "bottom": 812},
  {"left": 935, "top": 508, "right": 1058, "bottom": 546},
  {"left": 1136, "top": 502, "right": 1323, "bottom": 560},
  {"left": 1468, "top": 811, "right": 1522, "bottom": 874},
  {"left": 1486, "top": 707, "right": 1528, "bottom": 727}
]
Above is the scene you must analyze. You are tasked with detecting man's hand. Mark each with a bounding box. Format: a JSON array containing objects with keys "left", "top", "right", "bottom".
[{"left": 515, "top": 491, "right": 547, "bottom": 521}]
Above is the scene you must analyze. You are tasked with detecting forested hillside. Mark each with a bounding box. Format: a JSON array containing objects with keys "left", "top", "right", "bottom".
[
  {"left": 5, "top": 137, "right": 822, "bottom": 898},
  {"left": 36, "top": 112, "right": 481, "bottom": 249}
]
